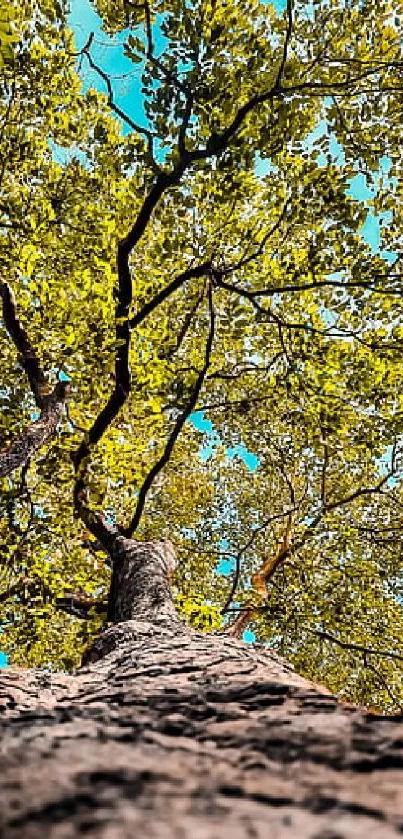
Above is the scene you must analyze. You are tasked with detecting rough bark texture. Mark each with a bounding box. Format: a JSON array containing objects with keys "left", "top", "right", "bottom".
[
  {"left": 0, "top": 382, "right": 68, "bottom": 479},
  {"left": 0, "top": 280, "right": 69, "bottom": 479},
  {"left": 1, "top": 541, "right": 402, "bottom": 839},
  {"left": 106, "top": 538, "right": 178, "bottom": 624}
]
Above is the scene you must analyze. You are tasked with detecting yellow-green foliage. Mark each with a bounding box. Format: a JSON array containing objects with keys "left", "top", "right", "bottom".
[
  {"left": 175, "top": 593, "right": 222, "bottom": 632},
  {"left": 0, "top": 3, "right": 17, "bottom": 67}
]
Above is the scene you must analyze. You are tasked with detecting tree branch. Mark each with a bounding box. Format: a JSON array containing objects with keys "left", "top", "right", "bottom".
[
  {"left": 55, "top": 593, "right": 107, "bottom": 620},
  {"left": 0, "top": 282, "right": 69, "bottom": 479},
  {"left": 164, "top": 283, "right": 207, "bottom": 361},
  {"left": 221, "top": 507, "right": 297, "bottom": 616},
  {"left": 223, "top": 462, "right": 396, "bottom": 636},
  {"left": 130, "top": 262, "right": 211, "bottom": 329},
  {"left": 82, "top": 33, "right": 159, "bottom": 168},
  {"left": 73, "top": 477, "right": 119, "bottom": 555},
  {"left": 225, "top": 513, "right": 294, "bottom": 638},
  {"left": 72, "top": 49, "right": 400, "bottom": 487},
  {"left": 274, "top": 0, "right": 293, "bottom": 90},
  {"left": 309, "top": 628, "right": 403, "bottom": 664},
  {"left": 0, "top": 281, "right": 46, "bottom": 407},
  {"left": 125, "top": 283, "right": 215, "bottom": 536}
]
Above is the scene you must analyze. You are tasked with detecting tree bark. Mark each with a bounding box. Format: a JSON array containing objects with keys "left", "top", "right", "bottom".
[
  {"left": 0, "top": 280, "right": 70, "bottom": 479},
  {"left": 0, "top": 381, "right": 68, "bottom": 479},
  {"left": 1, "top": 539, "right": 402, "bottom": 839}
]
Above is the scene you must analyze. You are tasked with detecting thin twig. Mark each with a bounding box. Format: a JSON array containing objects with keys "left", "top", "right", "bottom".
[
  {"left": 82, "top": 33, "right": 159, "bottom": 169},
  {"left": 274, "top": 0, "right": 293, "bottom": 89},
  {"left": 309, "top": 629, "right": 403, "bottom": 664}
]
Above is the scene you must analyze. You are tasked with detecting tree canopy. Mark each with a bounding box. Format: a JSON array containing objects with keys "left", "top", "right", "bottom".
[{"left": 0, "top": 0, "right": 403, "bottom": 711}]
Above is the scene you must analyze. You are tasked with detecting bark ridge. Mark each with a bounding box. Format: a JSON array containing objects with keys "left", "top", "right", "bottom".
[{"left": 1, "top": 621, "right": 402, "bottom": 839}]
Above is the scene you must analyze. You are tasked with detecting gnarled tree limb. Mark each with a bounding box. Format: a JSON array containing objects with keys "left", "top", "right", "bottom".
[
  {"left": 225, "top": 512, "right": 294, "bottom": 639},
  {"left": 0, "top": 281, "right": 69, "bottom": 479}
]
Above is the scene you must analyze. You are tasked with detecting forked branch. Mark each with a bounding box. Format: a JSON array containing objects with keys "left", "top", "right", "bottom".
[
  {"left": 224, "top": 511, "right": 294, "bottom": 638},
  {"left": 125, "top": 283, "right": 215, "bottom": 536}
]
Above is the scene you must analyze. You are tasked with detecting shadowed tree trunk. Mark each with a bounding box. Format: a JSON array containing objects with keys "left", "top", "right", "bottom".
[{"left": 1, "top": 539, "right": 402, "bottom": 839}]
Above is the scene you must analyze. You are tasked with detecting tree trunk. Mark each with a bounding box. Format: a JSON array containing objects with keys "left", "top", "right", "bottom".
[{"left": 1, "top": 540, "right": 402, "bottom": 839}]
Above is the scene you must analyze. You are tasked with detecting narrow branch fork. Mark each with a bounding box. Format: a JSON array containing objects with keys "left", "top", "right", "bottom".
[
  {"left": 125, "top": 283, "right": 215, "bottom": 537},
  {"left": 224, "top": 512, "right": 294, "bottom": 638}
]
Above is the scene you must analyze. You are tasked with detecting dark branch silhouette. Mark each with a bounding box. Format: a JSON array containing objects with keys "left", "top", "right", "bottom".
[
  {"left": 125, "top": 284, "right": 215, "bottom": 536},
  {"left": 0, "top": 282, "right": 69, "bottom": 479},
  {"left": 308, "top": 628, "right": 403, "bottom": 664},
  {"left": 0, "top": 281, "right": 46, "bottom": 407},
  {"left": 55, "top": 593, "right": 107, "bottom": 619},
  {"left": 81, "top": 32, "right": 159, "bottom": 168}
]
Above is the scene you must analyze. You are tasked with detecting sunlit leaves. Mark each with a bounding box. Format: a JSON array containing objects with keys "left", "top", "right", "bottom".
[{"left": 0, "top": 3, "right": 17, "bottom": 68}]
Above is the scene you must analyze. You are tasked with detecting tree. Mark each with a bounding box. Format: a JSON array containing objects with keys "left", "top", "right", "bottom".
[
  {"left": 1, "top": 3, "right": 402, "bottom": 708},
  {"left": 0, "top": 0, "right": 403, "bottom": 723},
  {"left": 1, "top": 0, "right": 403, "bottom": 832}
]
